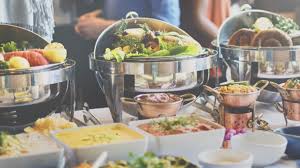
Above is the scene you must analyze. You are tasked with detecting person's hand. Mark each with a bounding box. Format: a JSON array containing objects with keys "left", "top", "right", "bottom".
[
  {"left": 79, "top": 9, "right": 102, "bottom": 20},
  {"left": 75, "top": 17, "right": 115, "bottom": 40}
]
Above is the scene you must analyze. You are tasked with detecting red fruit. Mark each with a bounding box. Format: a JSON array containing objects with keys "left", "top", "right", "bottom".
[
  {"left": 4, "top": 51, "right": 49, "bottom": 66},
  {"left": 29, "top": 49, "right": 44, "bottom": 55}
]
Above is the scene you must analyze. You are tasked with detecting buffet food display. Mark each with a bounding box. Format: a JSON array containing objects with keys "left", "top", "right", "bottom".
[{"left": 2, "top": 8, "right": 300, "bottom": 168}]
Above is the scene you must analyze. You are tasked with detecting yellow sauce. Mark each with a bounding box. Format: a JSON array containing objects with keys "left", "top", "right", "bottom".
[{"left": 55, "top": 124, "right": 143, "bottom": 148}]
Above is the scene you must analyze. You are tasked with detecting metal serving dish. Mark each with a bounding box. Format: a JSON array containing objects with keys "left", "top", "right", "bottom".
[
  {"left": 271, "top": 82, "right": 300, "bottom": 122},
  {"left": 215, "top": 9, "right": 300, "bottom": 103},
  {"left": 121, "top": 93, "right": 196, "bottom": 118},
  {"left": 0, "top": 24, "right": 76, "bottom": 129},
  {"left": 203, "top": 80, "right": 269, "bottom": 108},
  {"left": 90, "top": 15, "right": 218, "bottom": 122}
]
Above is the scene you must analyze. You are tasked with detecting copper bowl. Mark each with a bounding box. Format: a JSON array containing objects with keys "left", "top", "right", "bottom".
[
  {"left": 271, "top": 82, "right": 300, "bottom": 123},
  {"left": 204, "top": 80, "right": 269, "bottom": 108},
  {"left": 121, "top": 93, "right": 196, "bottom": 118},
  {"left": 271, "top": 82, "right": 300, "bottom": 102}
]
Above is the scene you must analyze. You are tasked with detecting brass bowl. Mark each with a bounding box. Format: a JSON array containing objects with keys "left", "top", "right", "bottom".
[{"left": 121, "top": 93, "right": 196, "bottom": 118}]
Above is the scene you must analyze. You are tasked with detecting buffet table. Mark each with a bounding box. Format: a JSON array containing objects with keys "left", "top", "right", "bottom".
[{"left": 73, "top": 102, "right": 300, "bottom": 168}]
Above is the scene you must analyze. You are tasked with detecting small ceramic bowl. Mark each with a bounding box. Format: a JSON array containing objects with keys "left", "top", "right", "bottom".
[
  {"left": 231, "top": 130, "right": 287, "bottom": 167},
  {"left": 275, "top": 126, "right": 300, "bottom": 159},
  {"left": 198, "top": 149, "right": 253, "bottom": 168}
]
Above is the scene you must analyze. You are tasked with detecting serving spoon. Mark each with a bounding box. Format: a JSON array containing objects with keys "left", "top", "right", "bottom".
[{"left": 91, "top": 152, "right": 108, "bottom": 168}]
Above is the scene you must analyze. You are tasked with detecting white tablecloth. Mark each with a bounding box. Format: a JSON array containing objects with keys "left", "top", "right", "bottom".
[{"left": 73, "top": 102, "right": 300, "bottom": 168}]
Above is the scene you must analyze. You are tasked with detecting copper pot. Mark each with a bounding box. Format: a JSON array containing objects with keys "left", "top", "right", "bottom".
[
  {"left": 204, "top": 80, "right": 269, "bottom": 108},
  {"left": 275, "top": 100, "right": 300, "bottom": 122},
  {"left": 121, "top": 93, "right": 196, "bottom": 118},
  {"left": 271, "top": 82, "right": 300, "bottom": 102},
  {"left": 271, "top": 81, "right": 300, "bottom": 123}
]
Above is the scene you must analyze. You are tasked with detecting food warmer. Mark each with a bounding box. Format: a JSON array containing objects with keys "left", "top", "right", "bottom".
[
  {"left": 0, "top": 24, "right": 76, "bottom": 132},
  {"left": 90, "top": 15, "right": 218, "bottom": 122},
  {"left": 215, "top": 9, "right": 300, "bottom": 103}
]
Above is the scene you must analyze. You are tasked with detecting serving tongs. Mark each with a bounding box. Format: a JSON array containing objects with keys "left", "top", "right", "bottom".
[
  {"left": 247, "top": 113, "right": 272, "bottom": 131},
  {"left": 82, "top": 102, "right": 102, "bottom": 125}
]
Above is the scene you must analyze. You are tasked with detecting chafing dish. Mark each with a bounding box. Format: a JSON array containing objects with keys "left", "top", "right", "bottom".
[
  {"left": 214, "top": 9, "right": 300, "bottom": 103},
  {"left": 90, "top": 14, "right": 218, "bottom": 122},
  {"left": 0, "top": 24, "right": 76, "bottom": 131}
]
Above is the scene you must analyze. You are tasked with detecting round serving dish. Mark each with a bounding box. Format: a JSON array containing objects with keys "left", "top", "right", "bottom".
[
  {"left": 198, "top": 149, "right": 253, "bottom": 168},
  {"left": 231, "top": 130, "right": 287, "bottom": 166},
  {"left": 203, "top": 80, "right": 269, "bottom": 108},
  {"left": 121, "top": 93, "right": 196, "bottom": 118}
]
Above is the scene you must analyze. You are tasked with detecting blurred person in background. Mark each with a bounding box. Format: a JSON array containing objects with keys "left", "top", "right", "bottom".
[
  {"left": 0, "top": 0, "right": 54, "bottom": 41},
  {"left": 180, "top": 0, "right": 231, "bottom": 86},
  {"left": 180, "top": 0, "right": 231, "bottom": 47},
  {"left": 75, "top": 0, "right": 180, "bottom": 40},
  {"left": 52, "top": 0, "right": 105, "bottom": 109}
]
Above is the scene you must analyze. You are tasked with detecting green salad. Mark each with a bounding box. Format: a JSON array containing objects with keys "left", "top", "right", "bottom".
[
  {"left": 102, "top": 152, "right": 196, "bottom": 168},
  {"left": 252, "top": 16, "right": 299, "bottom": 34},
  {"left": 0, "top": 41, "right": 31, "bottom": 53},
  {"left": 103, "top": 21, "right": 202, "bottom": 62}
]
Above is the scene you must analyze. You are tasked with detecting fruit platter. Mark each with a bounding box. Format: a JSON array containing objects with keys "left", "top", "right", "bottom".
[{"left": 0, "top": 41, "right": 67, "bottom": 70}]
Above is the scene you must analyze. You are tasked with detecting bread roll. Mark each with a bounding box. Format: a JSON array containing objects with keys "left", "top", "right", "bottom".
[
  {"left": 251, "top": 29, "right": 293, "bottom": 47},
  {"left": 228, "top": 28, "right": 256, "bottom": 46}
]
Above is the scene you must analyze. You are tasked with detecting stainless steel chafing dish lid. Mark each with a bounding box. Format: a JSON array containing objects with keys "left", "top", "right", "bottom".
[
  {"left": 94, "top": 13, "right": 192, "bottom": 58},
  {"left": 217, "top": 9, "right": 296, "bottom": 46},
  {"left": 0, "top": 24, "right": 48, "bottom": 47},
  {"left": 91, "top": 13, "right": 217, "bottom": 75}
]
